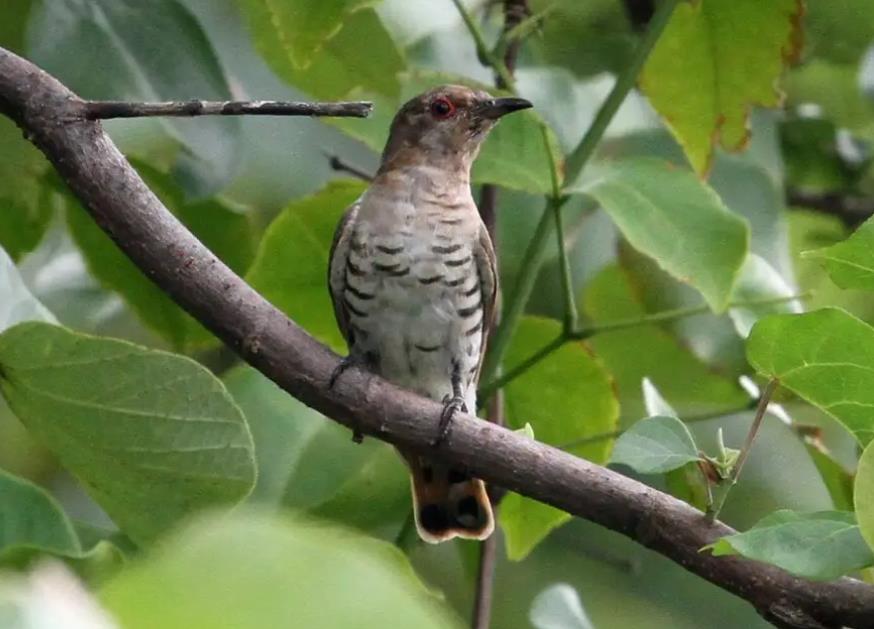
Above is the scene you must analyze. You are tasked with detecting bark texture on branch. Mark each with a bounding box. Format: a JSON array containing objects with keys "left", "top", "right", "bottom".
[
  {"left": 1, "top": 47, "right": 873, "bottom": 629},
  {"left": 84, "top": 99, "right": 372, "bottom": 119}
]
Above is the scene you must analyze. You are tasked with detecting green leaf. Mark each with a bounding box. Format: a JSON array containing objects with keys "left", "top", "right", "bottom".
[
  {"left": 0, "top": 245, "right": 55, "bottom": 333},
  {"left": 223, "top": 366, "right": 326, "bottom": 505},
  {"left": 27, "top": 0, "right": 241, "bottom": 195},
  {"left": 0, "top": 0, "right": 33, "bottom": 53},
  {"left": 235, "top": 0, "right": 375, "bottom": 69},
  {"left": 500, "top": 316, "right": 618, "bottom": 560},
  {"left": 0, "top": 322, "right": 255, "bottom": 544},
  {"left": 0, "top": 116, "right": 54, "bottom": 260},
  {"left": 747, "top": 308, "right": 874, "bottom": 445},
  {"left": 583, "top": 265, "right": 749, "bottom": 423},
  {"left": 247, "top": 179, "right": 367, "bottom": 352},
  {"left": 0, "top": 468, "right": 81, "bottom": 558},
  {"left": 610, "top": 415, "right": 700, "bottom": 474},
  {"left": 240, "top": 6, "right": 404, "bottom": 98},
  {"left": 805, "top": 215, "right": 874, "bottom": 291},
  {"left": 708, "top": 510, "right": 874, "bottom": 581},
  {"left": 856, "top": 440, "right": 874, "bottom": 554},
  {"left": 640, "top": 0, "right": 803, "bottom": 174},
  {"left": 65, "top": 163, "right": 255, "bottom": 350},
  {"left": 805, "top": 0, "right": 874, "bottom": 65},
  {"left": 310, "top": 444, "right": 409, "bottom": 537},
  {"left": 807, "top": 442, "right": 855, "bottom": 512},
  {"left": 99, "top": 511, "right": 463, "bottom": 629},
  {"left": 577, "top": 159, "right": 750, "bottom": 312}
]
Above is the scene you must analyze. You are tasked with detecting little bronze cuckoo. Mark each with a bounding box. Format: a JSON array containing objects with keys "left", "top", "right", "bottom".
[{"left": 328, "top": 84, "right": 532, "bottom": 543}]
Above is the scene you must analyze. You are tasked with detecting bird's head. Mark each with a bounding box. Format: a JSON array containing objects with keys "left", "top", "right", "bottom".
[{"left": 379, "top": 84, "right": 532, "bottom": 174}]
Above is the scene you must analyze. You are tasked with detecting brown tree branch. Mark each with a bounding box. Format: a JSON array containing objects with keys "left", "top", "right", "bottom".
[
  {"left": 1, "top": 47, "right": 873, "bottom": 629},
  {"left": 83, "top": 99, "right": 372, "bottom": 119},
  {"left": 787, "top": 188, "right": 874, "bottom": 230}
]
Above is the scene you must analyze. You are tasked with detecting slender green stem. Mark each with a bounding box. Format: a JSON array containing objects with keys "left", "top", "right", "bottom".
[
  {"left": 479, "top": 333, "right": 565, "bottom": 401},
  {"left": 479, "top": 292, "right": 808, "bottom": 400},
  {"left": 563, "top": 0, "right": 679, "bottom": 186},
  {"left": 480, "top": 1, "right": 678, "bottom": 385},
  {"left": 707, "top": 378, "right": 779, "bottom": 522},
  {"left": 481, "top": 199, "right": 556, "bottom": 383},
  {"left": 559, "top": 400, "right": 759, "bottom": 451},
  {"left": 450, "top": 0, "right": 516, "bottom": 89},
  {"left": 573, "top": 292, "right": 811, "bottom": 339},
  {"left": 552, "top": 200, "right": 577, "bottom": 334}
]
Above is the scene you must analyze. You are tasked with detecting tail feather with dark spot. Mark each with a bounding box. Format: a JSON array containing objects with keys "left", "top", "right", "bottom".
[{"left": 400, "top": 449, "right": 494, "bottom": 543}]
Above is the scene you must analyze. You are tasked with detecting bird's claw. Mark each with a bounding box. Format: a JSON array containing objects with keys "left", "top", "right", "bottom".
[
  {"left": 329, "top": 355, "right": 369, "bottom": 444},
  {"left": 433, "top": 395, "right": 467, "bottom": 447}
]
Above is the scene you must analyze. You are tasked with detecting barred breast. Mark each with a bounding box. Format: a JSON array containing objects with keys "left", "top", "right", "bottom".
[{"left": 340, "top": 192, "right": 485, "bottom": 410}]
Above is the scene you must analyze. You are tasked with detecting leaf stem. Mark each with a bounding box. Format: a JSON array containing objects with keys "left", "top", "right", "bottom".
[
  {"left": 450, "top": 0, "right": 516, "bottom": 89},
  {"left": 479, "top": 0, "right": 678, "bottom": 386},
  {"left": 572, "top": 292, "right": 811, "bottom": 339},
  {"left": 706, "top": 378, "right": 779, "bottom": 522},
  {"left": 559, "top": 400, "right": 759, "bottom": 451},
  {"left": 479, "top": 293, "right": 807, "bottom": 401},
  {"left": 562, "top": 0, "right": 679, "bottom": 186}
]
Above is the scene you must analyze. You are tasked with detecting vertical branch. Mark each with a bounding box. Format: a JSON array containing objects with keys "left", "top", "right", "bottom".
[{"left": 471, "top": 2, "right": 528, "bottom": 629}]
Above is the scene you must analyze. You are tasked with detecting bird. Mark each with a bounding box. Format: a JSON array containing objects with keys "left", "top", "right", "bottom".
[{"left": 328, "top": 84, "right": 532, "bottom": 543}]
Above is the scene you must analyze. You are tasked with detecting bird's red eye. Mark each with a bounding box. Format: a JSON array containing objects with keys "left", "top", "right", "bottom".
[{"left": 430, "top": 97, "right": 455, "bottom": 119}]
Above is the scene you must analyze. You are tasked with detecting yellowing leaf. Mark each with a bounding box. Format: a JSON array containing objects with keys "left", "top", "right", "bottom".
[{"left": 640, "top": 0, "right": 803, "bottom": 174}]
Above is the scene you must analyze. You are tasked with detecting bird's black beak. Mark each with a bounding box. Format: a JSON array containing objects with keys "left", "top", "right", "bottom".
[{"left": 477, "top": 97, "right": 533, "bottom": 120}]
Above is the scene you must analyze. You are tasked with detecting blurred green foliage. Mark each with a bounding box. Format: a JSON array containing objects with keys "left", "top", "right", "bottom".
[{"left": 3, "top": 1, "right": 874, "bottom": 628}]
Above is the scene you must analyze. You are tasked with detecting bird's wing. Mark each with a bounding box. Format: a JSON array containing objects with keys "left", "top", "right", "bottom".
[
  {"left": 328, "top": 200, "right": 361, "bottom": 346},
  {"left": 473, "top": 223, "right": 498, "bottom": 374}
]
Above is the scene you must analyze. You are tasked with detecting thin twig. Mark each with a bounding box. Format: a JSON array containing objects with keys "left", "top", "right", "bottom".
[
  {"left": 325, "top": 153, "right": 374, "bottom": 182},
  {"left": 707, "top": 378, "right": 780, "bottom": 522},
  {"left": 787, "top": 188, "right": 874, "bottom": 229},
  {"left": 83, "top": 99, "right": 373, "bottom": 120}
]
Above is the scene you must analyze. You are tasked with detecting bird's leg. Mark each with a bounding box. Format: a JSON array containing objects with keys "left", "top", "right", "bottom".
[
  {"left": 329, "top": 349, "right": 378, "bottom": 443},
  {"left": 433, "top": 361, "right": 467, "bottom": 447}
]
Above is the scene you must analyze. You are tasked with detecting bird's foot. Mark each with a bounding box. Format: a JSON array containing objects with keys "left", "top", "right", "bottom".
[
  {"left": 329, "top": 354, "right": 371, "bottom": 444},
  {"left": 432, "top": 395, "right": 468, "bottom": 447}
]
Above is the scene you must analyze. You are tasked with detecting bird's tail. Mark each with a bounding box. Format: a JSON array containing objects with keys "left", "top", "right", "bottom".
[{"left": 399, "top": 449, "right": 494, "bottom": 543}]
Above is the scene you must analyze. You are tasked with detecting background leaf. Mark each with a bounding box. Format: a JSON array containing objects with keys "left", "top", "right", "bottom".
[
  {"left": 708, "top": 510, "right": 873, "bottom": 581},
  {"left": 610, "top": 415, "right": 700, "bottom": 474},
  {"left": 747, "top": 308, "right": 874, "bottom": 445},
  {"left": 27, "top": 0, "right": 242, "bottom": 196},
  {"left": 65, "top": 163, "right": 255, "bottom": 350},
  {"left": 99, "top": 511, "right": 463, "bottom": 629},
  {"left": 0, "top": 469, "right": 81, "bottom": 558},
  {"left": 854, "top": 439, "right": 874, "bottom": 555},
  {"left": 577, "top": 159, "right": 750, "bottom": 312},
  {"left": 0, "top": 323, "right": 256, "bottom": 544},
  {"left": 806, "top": 215, "right": 874, "bottom": 291},
  {"left": 500, "top": 316, "right": 618, "bottom": 560},
  {"left": 246, "top": 179, "right": 366, "bottom": 352},
  {"left": 239, "top": 5, "right": 404, "bottom": 98},
  {"left": 640, "top": 0, "right": 803, "bottom": 174}
]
